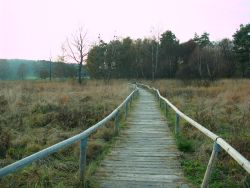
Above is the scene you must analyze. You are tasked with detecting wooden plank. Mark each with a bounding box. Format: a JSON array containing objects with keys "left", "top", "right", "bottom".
[
  {"left": 100, "top": 180, "right": 182, "bottom": 188},
  {"left": 97, "top": 174, "right": 181, "bottom": 182},
  {"left": 96, "top": 168, "right": 183, "bottom": 175},
  {"left": 101, "top": 163, "right": 181, "bottom": 168}
]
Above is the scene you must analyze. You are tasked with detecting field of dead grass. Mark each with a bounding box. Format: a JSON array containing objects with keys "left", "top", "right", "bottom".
[
  {"left": 143, "top": 79, "right": 250, "bottom": 188},
  {"left": 0, "top": 79, "right": 130, "bottom": 187}
]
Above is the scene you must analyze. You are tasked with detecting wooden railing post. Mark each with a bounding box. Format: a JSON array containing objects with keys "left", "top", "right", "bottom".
[
  {"left": 79, "top": 138, "right": 88, "bottom": 186},
  {"left": 175, "top": 113, "right": 180, "bottom": 134},
  {"left": 130, "top": 96, "right": 132, "bottom": 108},
  {"left": 165, "top": 103, "right": 168, "bottom": 117},
  {"left": 201, "top": 142, "right": 221, "bottom": 188},
  {"left": 125, "top": 102, "right": 128, "bottom": 119},
  {"left": 115, "top": 111, "right": 119, "bottom": 134}
]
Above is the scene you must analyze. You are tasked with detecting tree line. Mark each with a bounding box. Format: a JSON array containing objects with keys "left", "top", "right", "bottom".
[
  {"left": 0, "top": 59, "right": 85, "bottom": 80},
  {"left": 87, "top": 24, "right": 250, "bottom": 80}
]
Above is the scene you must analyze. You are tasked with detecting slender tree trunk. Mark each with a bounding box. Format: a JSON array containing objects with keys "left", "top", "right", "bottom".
[
  {"left": 140, "top": 61, "right": 145, "bottom": 79},
  {"left": 169, "top": 58, "right": 172, "bottom": 78},
  {"left": 49, "top": 61, "right": 52, "bottom": 81},
  {"left": 206, "top": 63, "right": 211, "bottom": 79},
  {"left": 155, "top": 42, "right": 159, "bottom": 79},
  {"left": 79, "top": 63, "right": 82, "bottom": 84},
  {"left": 152, "top": 44, "right": 154, "bottom": 81},
  {"left": 107, "top": 67, "right": 111, "bottom": 84},
  {"left": 198, "top": 55, "right": 202, "bottom": 79}
]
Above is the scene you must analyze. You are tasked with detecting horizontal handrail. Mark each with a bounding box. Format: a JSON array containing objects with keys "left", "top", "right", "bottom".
[
  {"left": 0, "top": 85, "right": 139, "bottom": 178},
  {"left": 137, "top": 83, "right": 250, "bottom": 174}
]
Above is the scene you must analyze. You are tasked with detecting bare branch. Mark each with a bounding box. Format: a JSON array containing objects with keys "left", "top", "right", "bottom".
[
  {"left": 63, "top": 27, "right": 88, "bottom": 84},
  {"left": 66, "top": 38, "right": 80, "bottom": 63}
]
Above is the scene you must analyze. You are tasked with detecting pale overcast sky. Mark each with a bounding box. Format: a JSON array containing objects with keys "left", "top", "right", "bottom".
[{"left": 0, "top": 0, "right": 249, "bottom": 60}]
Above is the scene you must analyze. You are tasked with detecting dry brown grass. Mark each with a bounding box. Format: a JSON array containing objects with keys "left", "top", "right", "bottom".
[
  {"left": 143, "top": 79, "right": 250, "bottom": 187},
  {"left": 0, "top": 79, "right": 130, "bottom": 187}
]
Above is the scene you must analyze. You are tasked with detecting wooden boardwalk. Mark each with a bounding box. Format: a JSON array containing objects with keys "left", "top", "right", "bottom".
[{"left": 95, "top": 88, "right": 189, "bottom": 188}]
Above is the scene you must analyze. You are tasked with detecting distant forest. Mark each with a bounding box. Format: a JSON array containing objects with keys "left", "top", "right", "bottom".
[
  {"left": 0, "top": 59, "right": 87, "bottom": 80},
  {"left": 1, "top": 24, "right": 249, "bottom": 81},
  {"left": 87, "top": 24, "right": 250, "bottom": 80}
]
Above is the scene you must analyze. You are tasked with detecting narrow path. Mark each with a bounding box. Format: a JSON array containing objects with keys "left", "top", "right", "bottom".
[{"left": 95, "top": 88, "right": 188, "bottom": 188}]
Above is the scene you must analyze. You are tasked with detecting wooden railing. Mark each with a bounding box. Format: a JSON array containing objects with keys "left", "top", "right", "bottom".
[
  {"left": 0, "top": 85, "right": 139, "bottom": 185},
  {"left": 137, "top": 83, "right": 250, "bottom": 188}
]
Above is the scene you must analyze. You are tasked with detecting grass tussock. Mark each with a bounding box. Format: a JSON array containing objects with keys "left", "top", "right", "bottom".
[
  {"left": 144, "top": 79, "right": 250, "bottom": 188},
  {"left": 0, "top": 79, "right": 130, "bottom": 188}
]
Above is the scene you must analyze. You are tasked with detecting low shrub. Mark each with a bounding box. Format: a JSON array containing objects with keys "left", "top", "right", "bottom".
[
  {"left": 87, "top": 140, "right": 107, "bottom": 161},
  {"left": 0, "top": 127, "right": 11, "bottom": 158},
  {"left": 0, "top": 95, "right": 8, "bottom": 113},
  {"left": 176, "top": 135, "right": 194, "bottom": 152},
  {"left": 181, "top": 160, "right": 206, "bottom": 185}
]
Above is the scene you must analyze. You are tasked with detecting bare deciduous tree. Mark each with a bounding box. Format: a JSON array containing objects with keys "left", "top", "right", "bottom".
[{"left": 65, "top": 27, "right": 88, "bottom": 84}]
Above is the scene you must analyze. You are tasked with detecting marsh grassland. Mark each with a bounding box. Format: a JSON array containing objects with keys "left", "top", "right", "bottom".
[
  {"left": 0, "top": 80, "right": 129, "bottom": 187},
  {"left": 145, "top": 79, "right": 250, "bottom": 187},
  {"left": 0, "top": 79, "right": 249, "bottom": 188}
]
